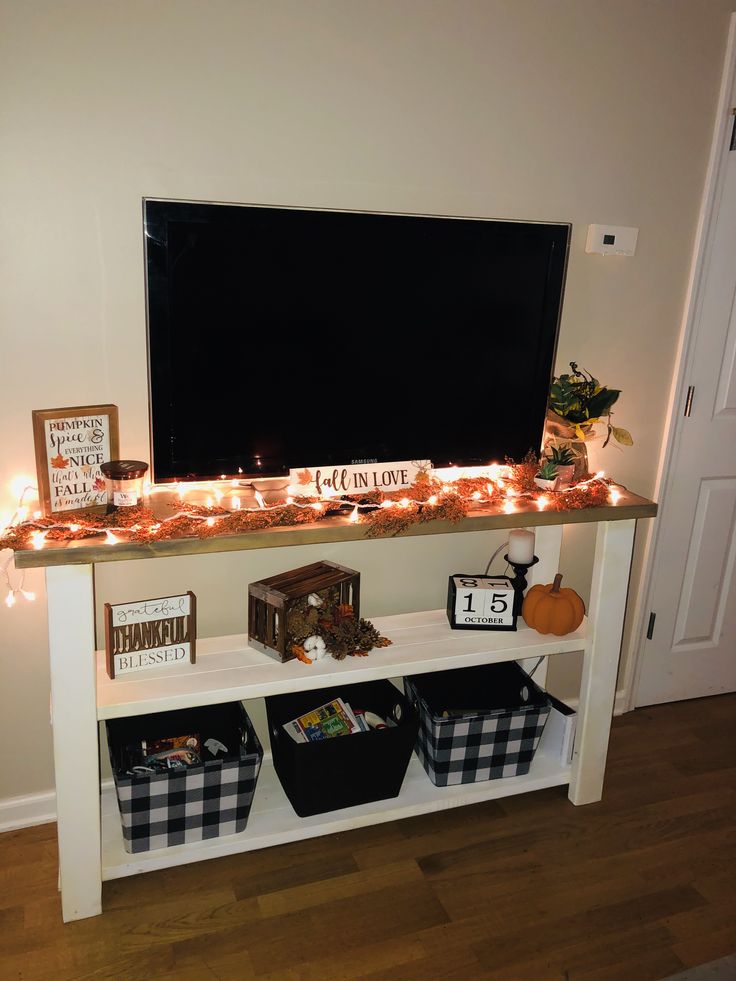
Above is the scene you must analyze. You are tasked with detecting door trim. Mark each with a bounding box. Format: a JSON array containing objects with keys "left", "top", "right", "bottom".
[{"left": 627, "top": 13, "right": 736, "bottom": 709}]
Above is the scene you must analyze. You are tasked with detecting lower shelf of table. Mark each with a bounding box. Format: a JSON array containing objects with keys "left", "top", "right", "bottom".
[{"left": 101, "top": 730, "right": 572, "bottom": 881}]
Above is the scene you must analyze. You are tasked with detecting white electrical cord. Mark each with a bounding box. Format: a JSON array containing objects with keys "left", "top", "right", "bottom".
[
  {"left": 484, "top": 540, "right": 509, "bottom": 576},
  {"left": 483, "top": 541, "right": 544, "bottom": 680}
]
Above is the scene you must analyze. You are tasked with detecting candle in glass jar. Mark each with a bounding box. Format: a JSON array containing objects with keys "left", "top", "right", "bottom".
[
  {"left": 508, "top": 528, "right": 535, "bottom": 564},
  {"left": 100, "top": 460, "right": 149, "bottom": 510}
]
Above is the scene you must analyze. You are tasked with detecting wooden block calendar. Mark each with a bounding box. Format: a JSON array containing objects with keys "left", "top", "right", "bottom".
[{"left": 446, "top": 574, "right": 517, "bottom": 631}]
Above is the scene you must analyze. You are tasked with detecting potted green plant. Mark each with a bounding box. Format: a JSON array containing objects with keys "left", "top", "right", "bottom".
[
  {"left": 546, "top": 445, "right": 575, "bottom": 488},
  {"left": 546, "top": 362, "right": 633, "bottom": 479},
  {"left": 534, "top": 460, "right": 559, "bottom": 492}
]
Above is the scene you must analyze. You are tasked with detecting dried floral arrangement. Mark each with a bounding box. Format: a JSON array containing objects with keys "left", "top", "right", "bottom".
[
  {"left": 0, "top": 453, "right": 615, "bottom": 557},
  {"left": 284, "top": 588, "right": 392, "bottom": 664}
]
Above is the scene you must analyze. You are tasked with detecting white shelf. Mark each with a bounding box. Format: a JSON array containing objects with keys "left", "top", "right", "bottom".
[
  {"left": 45, "top": 515, "right": 643, "bottom": 920},
  {"left": 101, "top": 722, "right": 571, "bottom": 881},
  {"left": 96, "top": 609, "right": 587, "bottom": 720}
]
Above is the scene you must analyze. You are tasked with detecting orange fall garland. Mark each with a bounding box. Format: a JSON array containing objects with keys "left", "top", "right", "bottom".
[{"left": 0, "top": 460, "right": 615, "bottom": 554}]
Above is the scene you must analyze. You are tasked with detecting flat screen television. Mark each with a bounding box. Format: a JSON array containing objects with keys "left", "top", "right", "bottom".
[{"left": 144, "top": 200, "right": 570, "bottom": 482}]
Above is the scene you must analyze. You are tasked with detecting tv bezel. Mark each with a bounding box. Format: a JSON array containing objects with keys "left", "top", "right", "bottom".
[{"left": 143, "top": 198, "right": 570, "bottom": 483}]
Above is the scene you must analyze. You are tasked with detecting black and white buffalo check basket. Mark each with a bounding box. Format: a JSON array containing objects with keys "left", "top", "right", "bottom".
[
  {"left": 107, "top": 702, "right": 262, "bottom": 853},
  {"left": 405, "top": 662, "right": 551, "bottom": 787}
]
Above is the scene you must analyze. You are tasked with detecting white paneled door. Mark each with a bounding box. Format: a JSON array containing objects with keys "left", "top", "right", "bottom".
[{"left": 636, "top": 53, "right": 736, "bottom": 706}]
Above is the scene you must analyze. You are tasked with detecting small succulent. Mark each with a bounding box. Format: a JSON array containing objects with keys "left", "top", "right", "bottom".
[
  {"left": 547, "top": 445, "right": 574, "bottom": 466},
  {"left": 536, "top": 460, "right": 559, "bottom": 481}
]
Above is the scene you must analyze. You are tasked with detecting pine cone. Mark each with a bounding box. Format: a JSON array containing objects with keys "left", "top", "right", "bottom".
[{"left": 286, "top": 607, "right": 319, "bottom": 645}]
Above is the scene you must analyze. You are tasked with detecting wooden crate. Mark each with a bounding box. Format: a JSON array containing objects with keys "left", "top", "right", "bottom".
[{"left": 248, "top": 560, "right": 361, "bottom": 662}]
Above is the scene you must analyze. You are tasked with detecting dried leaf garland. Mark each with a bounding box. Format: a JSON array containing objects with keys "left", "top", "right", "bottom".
[
  {"left": 546, "top": 480, "right": 610, "bottom": 510},
  {"left": 0, "top": 462, "right": 617, "bottom": 553},
  {"left": 362, "top": 488, "right": 474, "bottom": 538},
  {"left": 506, "top": 451, "right": 540, "bottom": 494}
]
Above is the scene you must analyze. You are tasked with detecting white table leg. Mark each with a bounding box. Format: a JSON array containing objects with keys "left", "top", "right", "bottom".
[
  {"left": 46, "top": 564, "right": 102, "bottom": 921},
  {"left": 519, "top": 523, "right": 563, "bottom": 687},
  {"left": 569, "top": 519, "right": 636, "bottom": 805}
]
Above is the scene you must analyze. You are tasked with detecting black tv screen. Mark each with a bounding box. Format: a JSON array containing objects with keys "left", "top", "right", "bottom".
[{"left": 144, "top": 200, "right": 569, "bottom": 482}]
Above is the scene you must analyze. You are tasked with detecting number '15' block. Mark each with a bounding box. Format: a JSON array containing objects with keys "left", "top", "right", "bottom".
[{"left": 446, "top": 574, "right": 517, "bottom": 631}]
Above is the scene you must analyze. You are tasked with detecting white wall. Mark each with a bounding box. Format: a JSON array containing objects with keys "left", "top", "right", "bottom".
[{"left": 1, "top": 0, "right": 732, "bottom": 807}]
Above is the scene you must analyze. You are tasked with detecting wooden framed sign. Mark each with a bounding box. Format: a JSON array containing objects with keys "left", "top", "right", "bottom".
[
  {"left": 446, "top": 574, "right": 516, "bottom": 632},
  {"left": 104, "top": 592, "right": 197, "bottom": 679},
  {"left": 32, "top": 404, "right": 119, "bottom": 516}
]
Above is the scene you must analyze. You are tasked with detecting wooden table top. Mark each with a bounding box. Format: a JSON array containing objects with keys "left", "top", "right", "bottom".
[{"left": 13, "top": 486, "right": 656, "bottom": 568}]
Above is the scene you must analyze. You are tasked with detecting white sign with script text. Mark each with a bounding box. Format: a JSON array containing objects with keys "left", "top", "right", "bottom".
[
  {"left": 105, "top": 592, "right": 196, "bottom": 679},
  {"left": 44, "top": 413, "right": 111, "bottom": 513},
  {"left": 289, "top": 461, "right": 426, "bottom": 498}
]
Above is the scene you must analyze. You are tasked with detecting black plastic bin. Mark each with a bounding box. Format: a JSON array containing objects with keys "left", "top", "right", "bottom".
[
  {"left": 266, "top": 680, "right": 419, "bottom": 817},
  {"left": 405, "top": 662, "right": 550, "bottom": 787},
  {"left": 106, "top": 702, "right": 263, "bottom": 853}
]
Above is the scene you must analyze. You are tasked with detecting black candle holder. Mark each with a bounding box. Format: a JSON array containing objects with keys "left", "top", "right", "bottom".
[{"left": 504, "top": 554, "right": 539, "bottom": 617}]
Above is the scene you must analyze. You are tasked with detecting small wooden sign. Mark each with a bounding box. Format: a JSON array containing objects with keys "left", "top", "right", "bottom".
[
  {"left": 32, "top": 404, "right": 120, "bottom": 516},
  {"left": 289, "top": 461, "right": 425, "bottom": 498},
  {"left": 104, "top": 592, "right": 197, "bottom": 679}
]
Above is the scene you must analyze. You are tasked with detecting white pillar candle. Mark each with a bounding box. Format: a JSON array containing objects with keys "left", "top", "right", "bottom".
[{"left": 508, "top": 528, "right": 535, "bottom": 564}]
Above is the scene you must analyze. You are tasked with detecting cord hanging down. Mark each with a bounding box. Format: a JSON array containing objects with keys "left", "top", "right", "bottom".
[{"left": 484, "top": 541, "right": 509, "bottom": 576}]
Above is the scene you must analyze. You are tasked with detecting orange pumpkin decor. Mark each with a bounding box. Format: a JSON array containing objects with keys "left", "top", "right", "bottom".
[{"left": 522, "top": 573, "right": 585, "bottom": 635}]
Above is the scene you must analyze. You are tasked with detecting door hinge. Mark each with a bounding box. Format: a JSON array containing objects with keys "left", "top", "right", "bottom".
[
  {"left": 684, "top": 385, "right": 695, "bottom": 417},
  {"left": 646, "top": 612, "right": 656, "bottom": 640}
]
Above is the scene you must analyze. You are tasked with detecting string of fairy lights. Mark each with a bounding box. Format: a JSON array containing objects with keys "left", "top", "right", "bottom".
[
  {"left": 1, "top": 481, "right": 41, "bottom": 607},
  {"left": 0, "top": 467, "right": 621, "bottom": 610}
]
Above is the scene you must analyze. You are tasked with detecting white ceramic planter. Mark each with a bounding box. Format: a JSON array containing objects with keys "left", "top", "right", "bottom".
[{"left": 554, "top": 464, "right": 575, "bottom": 488}]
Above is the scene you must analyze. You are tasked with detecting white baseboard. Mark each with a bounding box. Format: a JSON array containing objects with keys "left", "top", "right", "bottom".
[
  {"left": 614, "top": 689, "right": 631, "bottom": 716},
  {"left": 0, "top": 788, "right": 56, "bottom": 833}
]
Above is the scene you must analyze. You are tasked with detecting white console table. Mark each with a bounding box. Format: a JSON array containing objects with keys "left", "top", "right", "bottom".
[{"left": 14, "top": 490, "right": 656, "bottom": 921}]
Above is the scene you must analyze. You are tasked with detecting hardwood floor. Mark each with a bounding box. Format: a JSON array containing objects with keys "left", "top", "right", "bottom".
[{"left": 1, "top": 694, "right": 734, "bottom": 981}]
